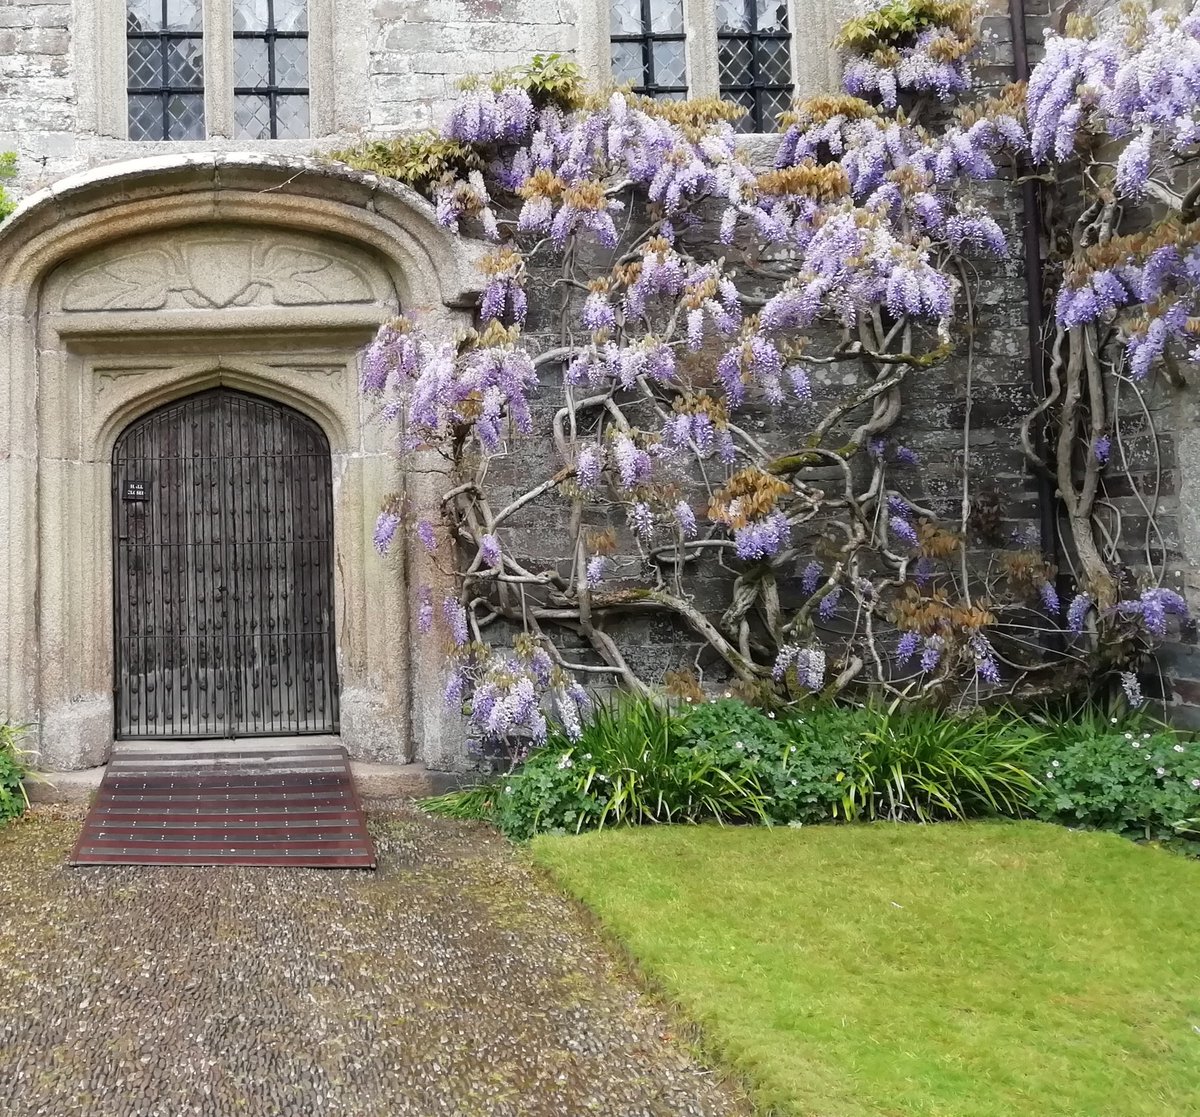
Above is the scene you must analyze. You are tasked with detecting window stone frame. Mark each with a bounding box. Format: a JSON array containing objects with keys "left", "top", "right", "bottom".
[
  {"left": 88, "top": 0, "right": 337, "bottom": 141},
  {"left": 579, "top": 0, "right": 853, "bottom": 129}
]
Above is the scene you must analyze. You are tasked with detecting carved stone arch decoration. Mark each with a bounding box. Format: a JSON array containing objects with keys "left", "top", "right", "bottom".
[{"left": 0, "top": 154, "right": 480, "bottom": 772}]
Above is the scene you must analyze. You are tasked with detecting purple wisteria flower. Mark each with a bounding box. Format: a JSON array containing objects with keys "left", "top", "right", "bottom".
[
  {"left": 734, "top": 511, "right": 791, "bottom": 561},
  {"left": 1094, "top": 436, "right": 1111, "bottom": 465},
  {"left": 818, "top": 586, "right": 842, "bottom": 620},
  {"left": 629, "top": 500, "right": 655, "bottom": 540},
  {"left": 585, "top": 554, "right": 608, "bottom": 587},
  {"left": 920, "top": 635, "right": 945, "bottom": 673},
  {"left": 1120, "top": 671, "right": 1145, "bottom": 708},
  {"left": 417, "top": 586, "right": 434, "bottom": 635},
  {"left": 480, "top": 533, "right": 502, "bottom": 567},
  {"left": 443, "top": 598, "right": 469, "bottom": 647},
  {"left": 576, "top": 444, "right": 604, "bottom": 491},
  {"left": 801, "top": 560, "right": 823, "bottom": 596},
  {"left": 889, "top": 514, "right": 919, "bottom": 548},
  {"left": 896, "top": 630, "right": 921, "bottom": 664},
  {"left": 1066, "top": 592, "right": 1093, "bottom": 634},
  {"left": 374, "top": 510, "right": 400, "bottom": 554},
  {"left": 773, "top": 644, "right": 826, "bottom": 690},
  {"left": 969, "top": 633, "right": 1001, "bottom": 685},
  {"left": 674, "top": 500, "right": 697, "bottom": 539},
  {"left": 416, "top": 519, "right": 437, "bottom": 553},
  {"left": 1040, "top": 581, "right": 1061, "bottom": 617}
]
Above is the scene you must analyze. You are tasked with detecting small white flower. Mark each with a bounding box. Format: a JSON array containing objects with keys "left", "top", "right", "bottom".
[
  {"left": 584, "top": 752, "right": 592, "bottom": 760},
  {"left": 768, "top": 712, "right": 776, "bottom": 719},
  {"left": 789, "top": 779, "right": 797, "bottom": 786},
  {"left": 1157, "top": 767, "right": 1167, "bottom": 777},
  {"left": 557, "top": 755, "right": 574, "bottom": 770},
  {"left": 1111, "top": 717, "right": 1119, "bottom": 724},
  {"left": 1142, "top": 732, "right": 1151, "bottom": 740},
  {"left": 1192, "top": 779, "right": 1200, "bottom": 789},
  {"left": 723, "top": 691, "right": 732, "bottom": 699},
  {"left": 1046, "top": 771, "right": 1055, "bottom": 780},
  {"left": 685, "top": 696, "right": 693, "bottom": 704},
  {"left": 1052, "top": 760, "right": 1060, "bottom": 768},
  {"left": 1145, "top": 753, "right": 1153, "bottom": 760},
  {"left": 504, "top": 786, "right": 513, "bottom": 795},
  {"left": 735, "top": 741, "right": 745, "bottom": 750},
  {"left": 1124, "top": 732, "right": 1134, "bottom": 740},
  {"left": 1174, "top": 744, "right": 1185, "bottom": 753}
]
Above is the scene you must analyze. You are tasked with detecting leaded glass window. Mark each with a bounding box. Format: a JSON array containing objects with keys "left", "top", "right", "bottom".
[
  {"left": 126, "top": 0, "right": 205, "bottom": 141},
  {"left": 610, "top": 0, "right": 687, "bottom": 101},
  {"left": 233, "top": 0, "right": 310, "bottom": 139},
  {"left": 717, "top": 0, "right": 793, "bottom": 131}
]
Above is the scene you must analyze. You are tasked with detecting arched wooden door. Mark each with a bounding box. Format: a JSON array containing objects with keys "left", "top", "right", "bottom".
[{"left": 112, "top": 389, "right": 339, "bottom": 738}]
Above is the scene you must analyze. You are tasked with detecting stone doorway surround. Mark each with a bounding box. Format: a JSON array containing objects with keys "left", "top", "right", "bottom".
[{"left": 0, "top": 154, "right": 484, "bottom": 772}]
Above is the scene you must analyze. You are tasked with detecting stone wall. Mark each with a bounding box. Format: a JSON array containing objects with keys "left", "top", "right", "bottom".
[{"left": 0, "top": 0, "right": 584, "bottom": 196}]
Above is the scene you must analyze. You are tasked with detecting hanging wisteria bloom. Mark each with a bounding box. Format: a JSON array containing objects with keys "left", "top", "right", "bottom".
[
  {"left": 773, "top": 645, "right": 826, "bottom": 690},
  {"left": 480, "top": 533, "right": 502, "bottom": 568},
  {"left": 373, "top": 509, "right": 400, "bottom": 554}
]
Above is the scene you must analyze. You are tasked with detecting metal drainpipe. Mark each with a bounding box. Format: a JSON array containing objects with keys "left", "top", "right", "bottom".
[{"left": 1008, "top": 0, "right": 1062, "bottom": 588}]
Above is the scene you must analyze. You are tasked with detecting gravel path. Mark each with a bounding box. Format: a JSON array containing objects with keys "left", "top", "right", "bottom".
[{"left": 0, "top": 804, "right": 746, "bottom": 1117}]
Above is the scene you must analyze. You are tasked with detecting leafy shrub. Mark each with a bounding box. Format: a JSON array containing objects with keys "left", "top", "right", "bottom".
[
  {"left": 1027, "top": 713, "right": 1200, "bottom": 847},
  {"left": 0, "top": 153, "right": 17, "bottom": 222},
  {"left": 0, "top": 723, "right": 31, "bottom": 823},
  {"left": 836, "top": 705, "right": 1043, "bottom": 822},
  {"left": 678, "top": 700, "right": 854, "bottom": 825},
  {"left": 328, "top": 134, "right": 483, "bottom": 195}
]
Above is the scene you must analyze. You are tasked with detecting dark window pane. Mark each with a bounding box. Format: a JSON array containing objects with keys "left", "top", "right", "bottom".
[
  {"left": 716, "top": 0, "right": 752, "bottom": 33},
  {"left": 233, "top": 0, "right": 270, "bottom": 31},
  {"left": 166, "top": 37, "right": 204, "bottom": 86},
  {"left": 610, "top": 0, "right": 643, "bottom": 36},
  {"left": 652, "top": 39, "right": 686, "bottom": 87},
  {"left": 759, "top": 88, "right": 791, "bottom": 129},
  {"left": 235, "top": 93, "right": 272, "bottom": 138},
  {"left": 274, "top": 38, "right": 309, "bottom": 87},
  {"left": 611, "top": 40, "right": 644, "bottom": 86},
  {"left": 730, "top": 91, "right": 756, "bottom": 133},
  {"left": 166, "top": 93, "right": 205, "bottom": 139},
  {"left": 275, "top": 94, "right": 309, "bottom": 138},
  {"left": 649, "top": 0, "right": 684, "bottom": 34},
  {"left": 234, "top": 37, "right": 270, "bottom": 86},
  {"left": 275, "top": 0, "right": 308, "bottom": 31},
  {"left": 128, "top": 93, "right": 163, "bottom": 140},
  {"left": 127, "top": 38, "right": 161, "bottom": 89},
  {"left": 127, "top": 0, "right": 205, "bottom": 140},
  {"left": 756, "top": 36, "right": 791, "bottom": 85},
  {"left": 718, "top": 37, "right": 753, "bottom": 87},
  {"left": 756, "top": 0, "right": 788, "bottom": 33},
  {"left": 127, "top": 0, "right": 163, "bottom": 32},
  {"left": 165, "top": 0, "right": 202, "bottom": 31}
]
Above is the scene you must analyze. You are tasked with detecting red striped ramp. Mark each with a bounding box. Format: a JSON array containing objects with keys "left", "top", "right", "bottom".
[{"left": 69, "top": 739, "right": 376, "bottom": 868}]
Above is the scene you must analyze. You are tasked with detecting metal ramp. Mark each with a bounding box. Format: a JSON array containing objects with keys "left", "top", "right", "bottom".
[{"left": 69, "top": 738, "right": 375, "bottom": 868}]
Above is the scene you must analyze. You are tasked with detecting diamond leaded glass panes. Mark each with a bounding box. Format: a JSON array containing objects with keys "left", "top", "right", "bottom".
[
  {"left": 126, "top": 0, "right": 204, "bottom": 140},
  {"left": 609, "top": 0, "right": 687, "bottom": 100},
  {"left": 233, "top": 0, "right": 310, "bottom": 139},
  {"left": 718, "top": 0, "right": 793, "bottom": 132}
]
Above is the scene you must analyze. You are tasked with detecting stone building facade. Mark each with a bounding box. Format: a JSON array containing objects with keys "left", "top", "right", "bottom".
[
  {"left": 2, "top": 0, "right": 1198, "bottom": 772},
  {"left": 0, "top": 0, "right": 870, "bottom": 772}
]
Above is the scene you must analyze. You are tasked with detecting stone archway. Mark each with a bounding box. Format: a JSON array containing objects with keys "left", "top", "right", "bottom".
[{"left": 0, "top": 155, "right": 482, "bottom": 771}]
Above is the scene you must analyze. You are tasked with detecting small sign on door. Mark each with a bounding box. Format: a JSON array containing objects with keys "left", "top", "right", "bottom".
[{"left": 123, "top": 480, "right": 149, "bottom": 502}]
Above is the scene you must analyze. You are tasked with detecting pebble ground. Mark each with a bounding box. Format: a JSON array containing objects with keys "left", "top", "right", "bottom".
[{"left": 0, "top": 803, "right": 747, "bottom": 1117}]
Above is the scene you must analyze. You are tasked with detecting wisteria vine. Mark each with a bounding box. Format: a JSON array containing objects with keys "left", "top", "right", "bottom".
[{"left": 348, "top": 0, "right": 1199, "bottom": 751}]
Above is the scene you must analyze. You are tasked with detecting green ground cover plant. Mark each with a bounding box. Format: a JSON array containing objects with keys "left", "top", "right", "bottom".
[
  {"left": 533, "top": 822, "right": 1200, "bottom": 1117},
  {"left": 424, "top": 696, "right": 1200, "bottom": 848},
  {"left": 0, "top": 723, "right": 31, "bottom": 823}
]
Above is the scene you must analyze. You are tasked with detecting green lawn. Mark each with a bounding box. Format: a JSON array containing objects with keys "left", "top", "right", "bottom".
[{"left": 532, "top": 822, "right": 1200, "bottom": 1117}]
